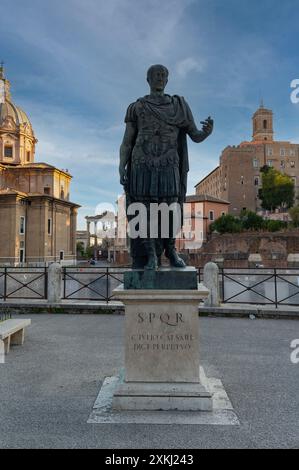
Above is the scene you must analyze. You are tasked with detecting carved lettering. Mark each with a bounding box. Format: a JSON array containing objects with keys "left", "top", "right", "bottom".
[{"left": 136, "top": 312, "right": 185, "bottom": 326}]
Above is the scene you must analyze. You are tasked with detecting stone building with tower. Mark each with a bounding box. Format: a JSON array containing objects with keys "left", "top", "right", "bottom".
[
  {"left": 195, "top": 104, "right": 299, "bottom": 215},
  {"left": 0, "top": 65, "right": 80, "bottom": 265}
]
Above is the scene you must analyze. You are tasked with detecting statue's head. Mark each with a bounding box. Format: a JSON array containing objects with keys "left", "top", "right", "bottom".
[{"left": 147, "top": 64, "right": 168, "bottom": 92}]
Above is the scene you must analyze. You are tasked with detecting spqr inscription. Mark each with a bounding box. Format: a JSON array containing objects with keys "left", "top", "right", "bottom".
[{"left": 137, "top": 312, "right": 184, "bottom": 327}]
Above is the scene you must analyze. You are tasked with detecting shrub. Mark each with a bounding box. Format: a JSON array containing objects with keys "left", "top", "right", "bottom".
[
  {"left": 289, "top": 205, "right": 299, "bottom": 227},
  {"left": 240, "top": 210, "right": 265, "bottom": 231},
  {"left": 210, "top": 214, "right": 242, "bottom": 234},
  {"left": 264, "top": 220, "right": 286, "bottom": 232},
  {"left": 211, "top": 212, "right": 288, "bottom": 234}
]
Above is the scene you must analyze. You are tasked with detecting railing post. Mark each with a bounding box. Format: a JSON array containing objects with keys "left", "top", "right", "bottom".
[
  {"left": 44, "top": 266, "right": 48, "bottom": 300},
  {"left": 63, "top": 267, "right": 66, "bottom": 299},
  {"left": 106, "top": 267, "right": 109, "bottom": 303},
  {"left": 4, "top": 267, "right": 7, "bottom": 302},
  {"left": 203, "top": 262, "right": 220, "bottom": 307},
  {"left": 274, "top": 268, "right": 278, "bottom": 309},
  {"left": 47, "top": 262, "right": 62, "bottom": 303}
]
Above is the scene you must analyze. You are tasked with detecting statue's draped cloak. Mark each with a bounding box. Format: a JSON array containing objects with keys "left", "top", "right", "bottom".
[{"left": 125, "top": 95, "right": 194, "bottom": 204}]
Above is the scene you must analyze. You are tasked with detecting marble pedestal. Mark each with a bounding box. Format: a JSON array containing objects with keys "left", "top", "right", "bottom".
[{"left": 112, "top": 283, "right": 213, "bottom": 411}]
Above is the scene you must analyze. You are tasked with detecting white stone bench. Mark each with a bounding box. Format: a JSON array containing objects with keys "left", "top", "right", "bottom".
[{"left": 0, "top": 319, "right": 31, "bottom": 354}]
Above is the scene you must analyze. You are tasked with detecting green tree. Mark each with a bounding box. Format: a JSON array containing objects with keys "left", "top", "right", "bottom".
[
  {"left": 76, "top": 241, "right": 85, "bottom": 258},
  {"left": 289, "top": 205, "right": 299, "bottom": 227},
  {"left": 210, "top": 214, "right": 242, "bottom": 234},
  {"left": 85, "top": 246, "right": 94, "bottom": 259},
  {"left": 259, "top": 166, "right": 295, "bottom": 211},
  {"left": 264, "top": 219, "right": 286, "bottom": 232},
  {"left": 240, "top": 210, "right": 265, "bottom": 231}
]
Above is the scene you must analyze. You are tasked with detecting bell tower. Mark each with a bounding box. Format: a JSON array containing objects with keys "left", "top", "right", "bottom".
[{"left": 252, "top": 102, "right": 274, "bottom": 142}]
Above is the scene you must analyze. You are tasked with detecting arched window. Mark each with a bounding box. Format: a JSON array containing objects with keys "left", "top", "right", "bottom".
[{"left": 263, "top": 120, "right": 267, "bottom": 129}]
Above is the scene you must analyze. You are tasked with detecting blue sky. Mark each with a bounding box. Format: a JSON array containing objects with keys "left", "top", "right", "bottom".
[{"left": 1, "top": 0, "right": 298, "bottom": 228}]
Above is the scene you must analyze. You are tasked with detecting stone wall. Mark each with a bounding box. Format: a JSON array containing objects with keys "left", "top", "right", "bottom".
[{"left": 188, "top": 230, "right": 299, "bottom": 268}]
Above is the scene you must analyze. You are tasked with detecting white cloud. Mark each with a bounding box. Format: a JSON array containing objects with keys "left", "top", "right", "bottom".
[{"left": 176, "top": 57, "right": 206, "bottom": 78}]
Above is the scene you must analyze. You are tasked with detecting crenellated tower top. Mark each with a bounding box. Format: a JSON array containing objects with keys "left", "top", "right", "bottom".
[{"left": 252, "top": 103, "right": 274, "bottom": 142}]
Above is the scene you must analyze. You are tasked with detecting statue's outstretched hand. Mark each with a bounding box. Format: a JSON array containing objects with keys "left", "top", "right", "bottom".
[{"left": 200, "top": 116, "right": 214, "bottom": 137}]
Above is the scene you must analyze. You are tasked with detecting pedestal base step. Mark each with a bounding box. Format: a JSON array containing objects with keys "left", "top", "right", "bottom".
[
  {"left": 112, "top": 381, "right": 213, "bottom": 411},
  {"left": 87, "top": 367, "right": 240, "bottom": 425}
]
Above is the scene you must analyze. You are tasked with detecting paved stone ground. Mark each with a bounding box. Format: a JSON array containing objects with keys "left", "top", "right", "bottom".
[{"left": 0, "top": 314, "right": 299, "bottom": 449}]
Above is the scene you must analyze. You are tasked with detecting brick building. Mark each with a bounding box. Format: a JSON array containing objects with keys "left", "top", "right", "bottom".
[
  {"left": 176, "top": 194, "right": 230, "bottom": 252},
  {"left": 195, "top": 104, "right": 299, "bottom": 215}
]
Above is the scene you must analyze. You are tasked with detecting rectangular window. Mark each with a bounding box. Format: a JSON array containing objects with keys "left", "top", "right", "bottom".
[
  {"left": 26, "top": 151, "right": 30, "bottom": 162},
  {"left": 20, "top": 216, "right": 25, "bottom": 235},
  {"left": 209, "top": 211, "right": 214, "bottom": 221},
  {"left": 253, "top": 159, "right": 259, "bottom": 168},
  {"left": 280, "top": 161, "right": 285, "bottom": 169},
  {"left": 290, "top": 149, "right": 296, "bottom": 157},
  {"left": 19, "top": 248, "right": 25, "bottom": 264},
  {"left": 4, "top": 145, "right": 13, "bottom": 158},
  {"left": 280, "top": 148, "right": 286, "bottom": 157},
  {"left": 59, "top": 250, "right": 64, "bottom": 261},
  {"left": 48, "top": 218, "right": 52, "bottom": 235},
  {"left": 254, "top": 177, "right": 259, "bottom": 186},
  {"left": 267, "top": 147, "right": 273, "bottom": 157},
  {"left": 267, "top": 160, "right": 273, "bottom": 167},
  {"left": 290, "top": 161, "right": 295, "bottom": 168},
  {"left": 44, "top": 187, "right": 50, "bottom": 195}
]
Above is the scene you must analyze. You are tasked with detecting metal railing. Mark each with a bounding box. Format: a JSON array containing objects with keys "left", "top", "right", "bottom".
[
  {"left": 62, "top": 266, "right": 131, "bottom": 302},
  {"left": 1, "top": 265, "right": 299, "bottom": 308},
  {"left": 199, "top": 267, "right": 299, "bottom": 308},
  {"left": 0, "top": 267, "right": 48, "bottom": 301}
]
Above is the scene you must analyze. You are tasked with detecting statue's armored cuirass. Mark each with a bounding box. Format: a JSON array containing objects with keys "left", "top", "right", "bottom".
[{"left": 128, "top": 98, "right": 181, "bottom": 199}]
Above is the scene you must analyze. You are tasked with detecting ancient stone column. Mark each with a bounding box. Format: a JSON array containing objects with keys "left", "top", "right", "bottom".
[
  {"left": 203, "top": 262, "right": 220, "bottom": 307},
  {"left": 48, "top": 262, "right": 62, "bottom": 303}
]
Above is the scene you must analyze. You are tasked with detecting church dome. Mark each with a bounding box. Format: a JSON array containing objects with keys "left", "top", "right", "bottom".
[
  {"left": 0, "top": 64, "right": 34, "bottom": 136},
  {"left": 0, "top": 100, "right": 34, "bottom": 134},
  {"left": 0, "top": 65, "right": 37, "bottom": 165}
]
